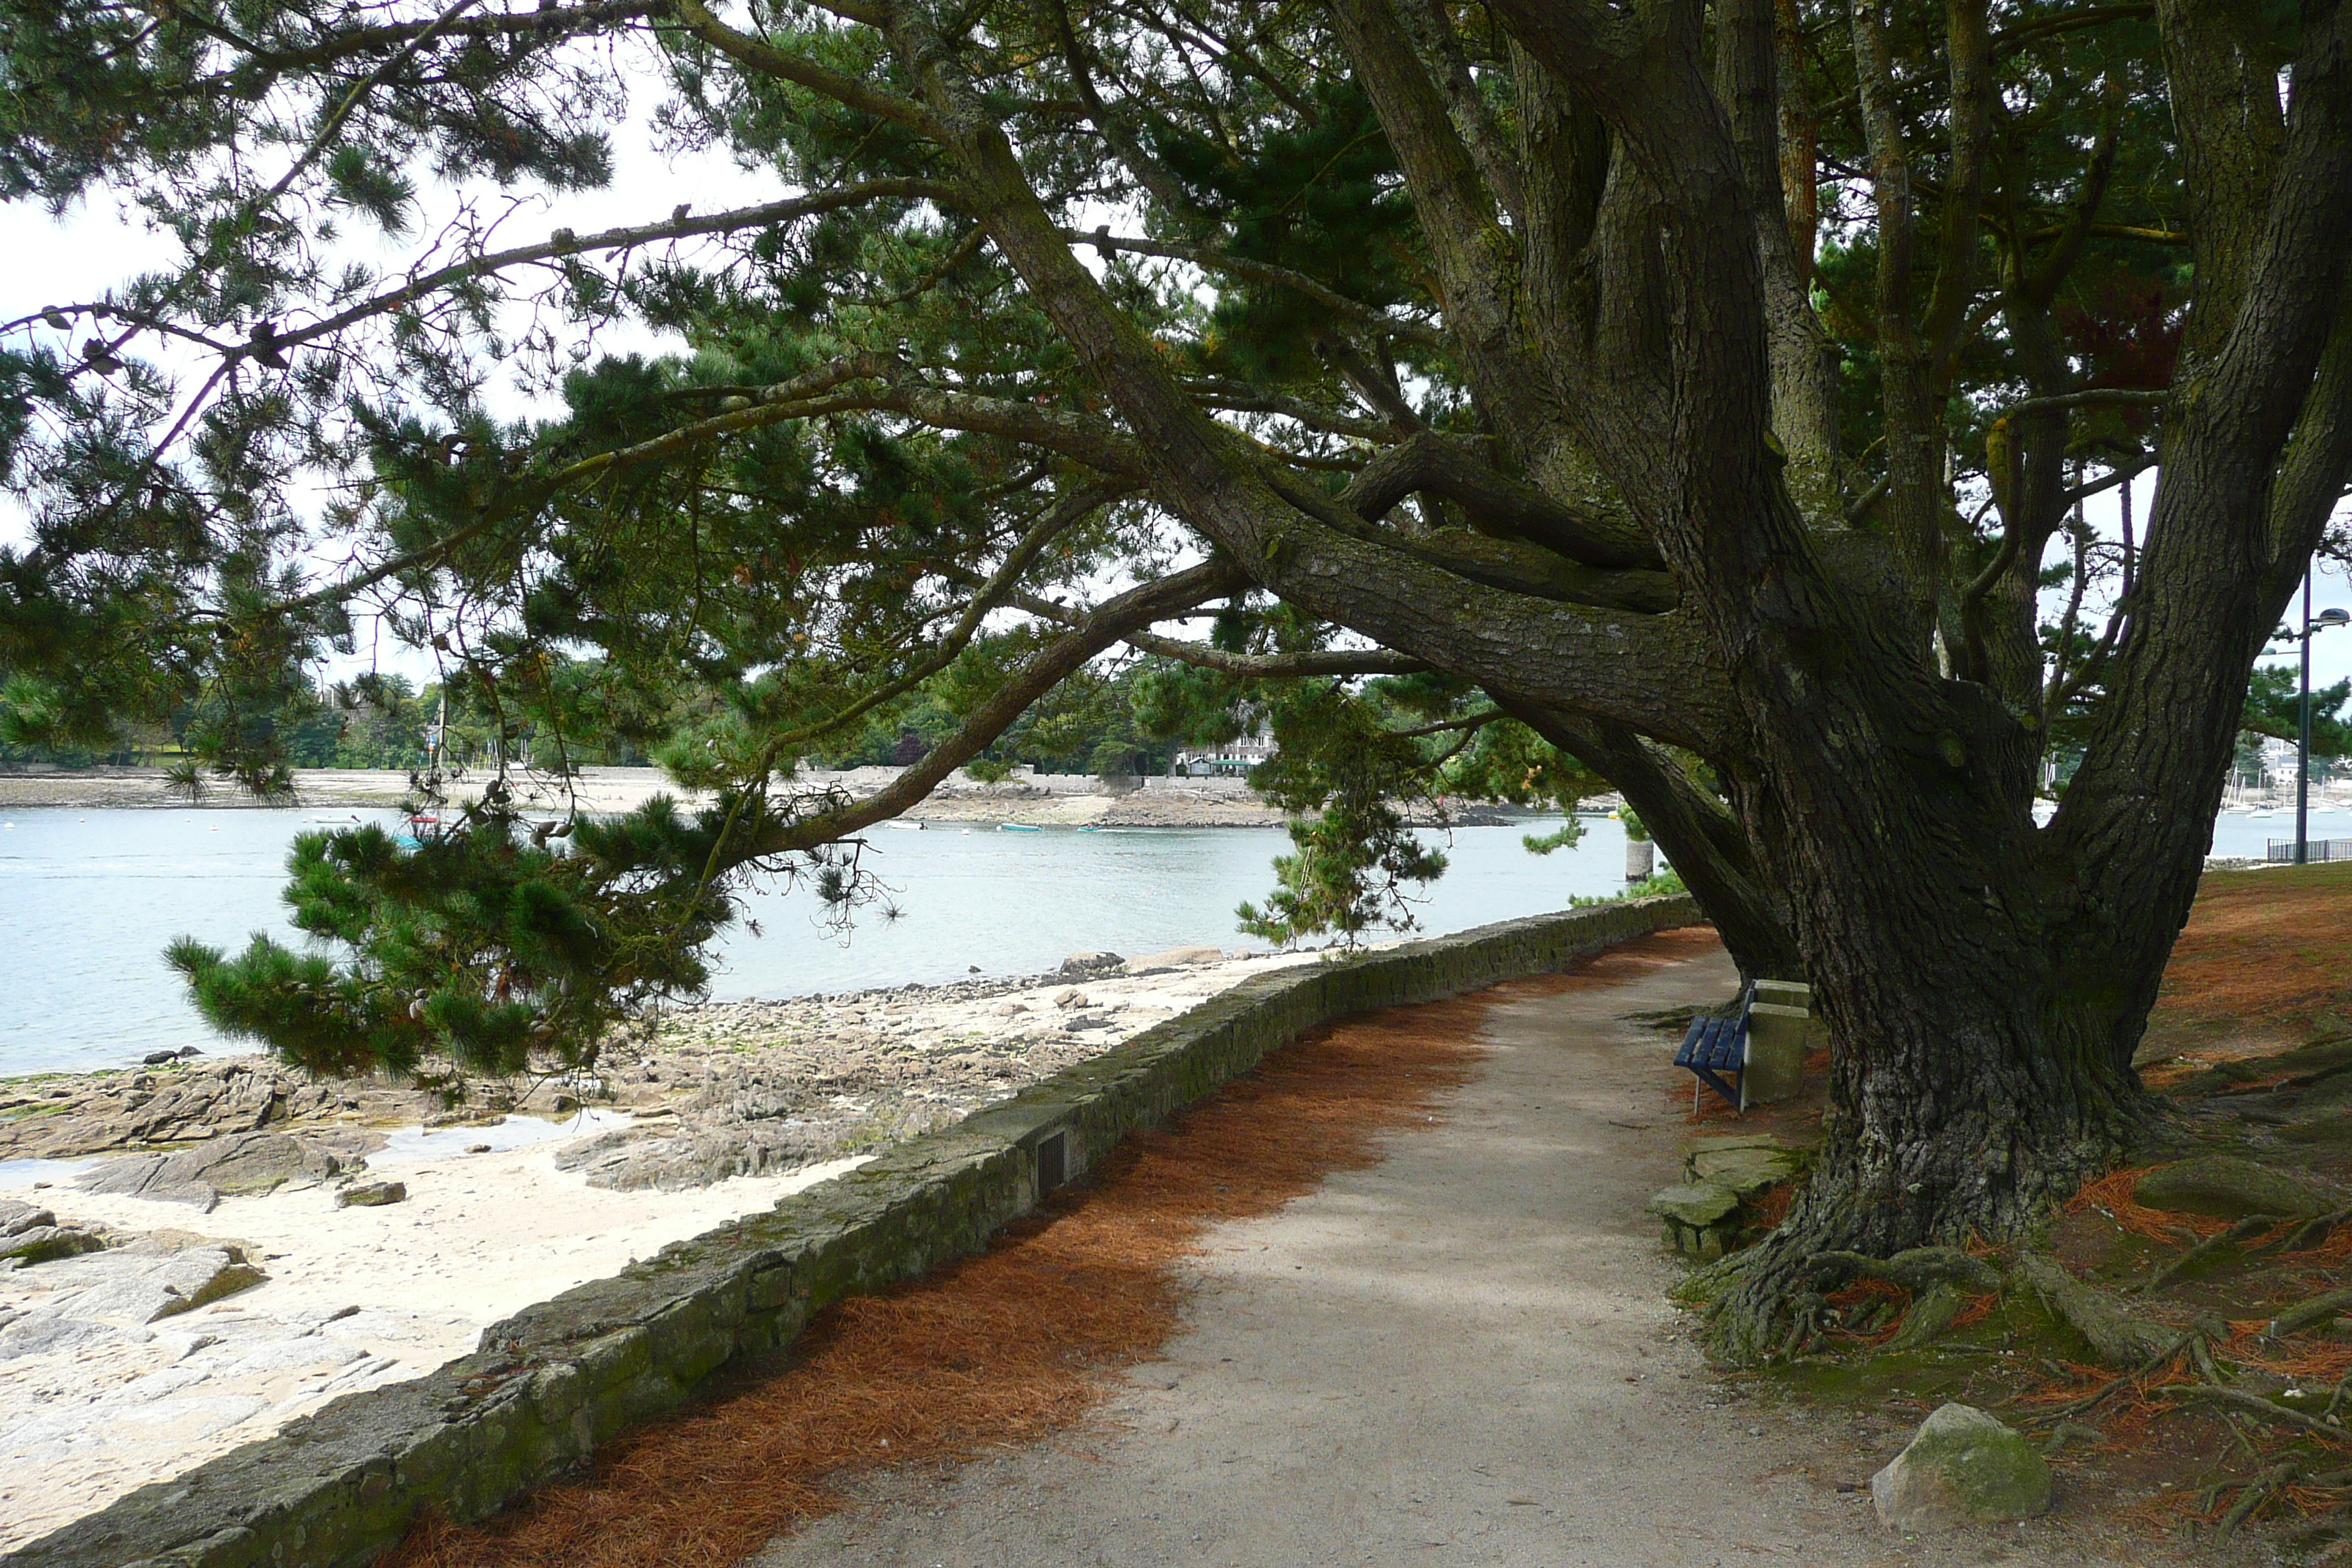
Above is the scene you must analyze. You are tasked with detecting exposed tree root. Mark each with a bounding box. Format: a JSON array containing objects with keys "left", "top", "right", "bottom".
[
  {"left": 1690, "top": 1229, "right": 1832, "bottom": 1362},
  {"left": 2012, "top": 1324, "right": 2209, "bottom": 1428},
  {"left": 2140, "top": 1213, "right": 2283, "bottom": 1293},
  {"left": 1880, "top": 1283, "right": 1966, "bottom": 1353},
  {"left": 1809, "top": 1245, "right": 2003, "bottom": 1296},
  {"left": 2218, "top": 1460, "right": 2303, "bottom": 1538},
  {"left": 2162, "top": 1384, "right": 2352, "bottom": 1443},
  {"left": 2267, "top": 1288, "right": 2352, "bottom": 1341},
  {"left": 2013, "top": 1251, "right": 2183, "bottom": 1366},
  {"left": 1685, "top": 876, "right": 2352, "bottom": 1544},
  {"left": 2280, "top": 1205, "right": 2352, "bottom": 1255},
  {"left": 1699, "top": 1231, "right": 2019, "bottom": 1360},
  {"left": 1688, "top": 1105, "right": 2134, "bottom": 1363}
]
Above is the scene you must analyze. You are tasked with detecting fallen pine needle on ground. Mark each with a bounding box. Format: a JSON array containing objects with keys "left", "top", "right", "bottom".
[{"left": 383, "top": 992, "right": 1490, "bottom": 1568}]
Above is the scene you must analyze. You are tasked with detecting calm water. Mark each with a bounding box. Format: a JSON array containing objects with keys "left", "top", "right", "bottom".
[
  {"left": 0, "top": 807, "right": 1635, "bottom": 1077},
  {"left": 4, "top": 802, "right": 2340, "bottom": 1079}
]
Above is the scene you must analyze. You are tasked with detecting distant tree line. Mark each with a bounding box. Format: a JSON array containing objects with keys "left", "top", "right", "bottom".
[{"left": 0, "top": 662, "right": 659, "bottom": 772}]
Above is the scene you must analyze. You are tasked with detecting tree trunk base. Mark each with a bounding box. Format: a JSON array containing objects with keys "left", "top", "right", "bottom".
[{"left": 1689, "top": 1100, "right": 2146, "bottom": 1362}]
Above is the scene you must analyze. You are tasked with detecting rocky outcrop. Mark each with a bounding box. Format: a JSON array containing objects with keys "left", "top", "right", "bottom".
[
  {"left": 1870, "top": 1403, "right": 2051, "bottom": 1531},
  {"left": 0, "top": 1229, "right": 421, "bottom": 1552},
  {"left": 1125, "top": 945, "right": 1227, "bottom": 970},
  {"left": 2, "top": 1226, "right": 108, "bottom": 1267},
  {"left": 4, "top": 1199, "right": 57, "bottom": 1238},
  {"left": 1, "top": 1201, "right": 108, "bottom": 1267},
  {"left": 6, "top": 1244, "right": 265, "bottom": 1333},
  {"left": 1, "top": 1060, "right": 420, "bottom": 1164},
  {"left": 76, "top": 1131, "right": 348, "bottom": 1210}
]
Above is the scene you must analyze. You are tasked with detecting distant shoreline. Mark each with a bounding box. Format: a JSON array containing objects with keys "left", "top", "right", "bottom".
[
  {"left": 0, "top": 764, "right": 1282, "bottom": 823},
  {"left": 0, "top": 764, "right": 1533, "bottom": 828}
]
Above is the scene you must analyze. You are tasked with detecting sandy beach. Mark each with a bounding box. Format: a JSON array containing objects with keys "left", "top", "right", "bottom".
[{"left": 0, "top": 943, "right": 1335, "bottom": 1552}]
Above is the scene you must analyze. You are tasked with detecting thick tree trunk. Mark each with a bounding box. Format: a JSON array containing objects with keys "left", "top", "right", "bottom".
[
  {"left": 1667, "top": 563, "right": 2178, "bottom": 1354},
  {"left": 1703, "top": 856, "right": 2160, "bottom": 1357}
]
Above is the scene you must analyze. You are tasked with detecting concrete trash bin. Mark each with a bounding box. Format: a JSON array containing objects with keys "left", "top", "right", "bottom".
[{"left": 1743, "top": 978, "right": 1821, "bottom": 1104}]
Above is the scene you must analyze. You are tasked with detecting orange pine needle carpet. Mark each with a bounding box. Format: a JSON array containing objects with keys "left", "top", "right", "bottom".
[
  {"left": 384, "top": 987, "right": 1504, "bottom": 1568},
  {"left": 2149, "top": 861, "right": 2352, "bottom": 1046}
]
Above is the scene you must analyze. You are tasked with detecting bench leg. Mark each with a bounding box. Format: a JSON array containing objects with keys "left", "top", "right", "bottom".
[{"left": 1689, "top": 1066, "right": 1741, "bottom": 1109}]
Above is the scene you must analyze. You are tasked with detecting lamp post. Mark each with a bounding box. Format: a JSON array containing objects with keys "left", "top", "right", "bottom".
[{"left": 2295, "top": 578, "right": 2352, "bottom": 865}]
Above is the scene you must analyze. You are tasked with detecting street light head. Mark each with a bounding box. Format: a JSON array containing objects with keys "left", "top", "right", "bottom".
[{"left": 2319, "top": 608, "right": 2352, "bottom": 630}]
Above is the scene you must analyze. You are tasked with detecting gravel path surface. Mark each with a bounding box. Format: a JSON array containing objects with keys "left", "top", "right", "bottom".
[{"left": 747, "top": 936, "right": 2206, "bottom": 1568}]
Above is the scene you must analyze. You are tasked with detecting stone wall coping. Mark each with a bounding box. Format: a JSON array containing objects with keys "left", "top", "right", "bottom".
[{"left": 7, "top": 896, "right": 1699, "bottom": 1568}]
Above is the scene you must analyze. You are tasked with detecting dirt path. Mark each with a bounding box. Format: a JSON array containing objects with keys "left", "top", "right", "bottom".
[{"left": 746, "top": 932, "right": 2182, "bottom": 1568}]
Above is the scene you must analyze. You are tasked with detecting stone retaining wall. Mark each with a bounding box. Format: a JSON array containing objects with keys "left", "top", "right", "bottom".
[{"left": 10, "top": 896, "right": 1700, "bottom": 1568}]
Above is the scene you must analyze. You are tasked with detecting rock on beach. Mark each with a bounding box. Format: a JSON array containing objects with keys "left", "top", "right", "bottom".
[
  {"left": 77, "top": 1131, "right": 350, "bottom": 1211},
  {"left": 1, "top": 1199, "right": 108, "bottom": 1267},
  {"left": 336, "top": 1180, "right": 407, "bottom": 1208}
]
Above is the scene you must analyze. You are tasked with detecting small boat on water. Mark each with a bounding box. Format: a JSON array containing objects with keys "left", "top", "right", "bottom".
[
  {"left": 883, "top": 819, "right": 925, "bottom": 830},
  {"left": 997, "top": 823, "right": 1042, "bottom": 832}
]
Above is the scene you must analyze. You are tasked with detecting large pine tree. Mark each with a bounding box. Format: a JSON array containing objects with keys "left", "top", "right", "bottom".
[{"left": 3, "top": 0, "right": 2348, "bottom": 1350}]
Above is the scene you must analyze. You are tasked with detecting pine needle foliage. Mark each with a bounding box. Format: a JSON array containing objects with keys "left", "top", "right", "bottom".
[
  {"left": 165, "top": 790, "right": 843, "bottom": 1082},
  {"left": 1237, "top": 682, "right": 1450, "bottom": 945}
]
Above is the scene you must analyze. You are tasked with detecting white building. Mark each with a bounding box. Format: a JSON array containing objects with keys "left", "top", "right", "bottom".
[{"left": 1173, "top": 725, "right": 1275, "bottom": 777}]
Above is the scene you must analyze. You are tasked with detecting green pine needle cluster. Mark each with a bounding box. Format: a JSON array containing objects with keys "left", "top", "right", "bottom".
[
  {"left": 1235, "top": 682, "right": 1449, "bottom": 946},
  {"left": 165, "top": 793, "right": 777, "bottom": 1085}
]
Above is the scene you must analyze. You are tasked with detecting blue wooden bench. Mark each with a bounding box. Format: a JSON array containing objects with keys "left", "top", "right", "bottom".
[{"left": 1675, "top": 983, "right": 1757, "bottom": 1113}]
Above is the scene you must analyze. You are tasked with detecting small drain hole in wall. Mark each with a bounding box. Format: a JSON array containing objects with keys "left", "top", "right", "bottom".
[{"left": 1036, "top": 1131, "right": 1067, "bottom": 1194}]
